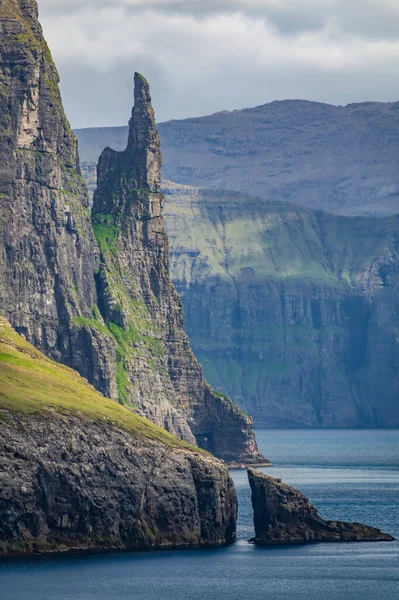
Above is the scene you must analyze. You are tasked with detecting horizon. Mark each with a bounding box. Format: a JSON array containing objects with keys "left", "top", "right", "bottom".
[
  {"left": 37, "top": 0, "right": 399, "bottom": 128},
  {"left": 73, "top": 95, "right": 399, "bottom": 131}
]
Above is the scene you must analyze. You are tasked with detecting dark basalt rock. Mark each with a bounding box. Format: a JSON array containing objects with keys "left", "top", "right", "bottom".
[
  {"left": 0, "top": 410, "right": 237, "bottom": 556},
  {"left": 248, "top": 468, "right": 395, "bottom": 545},
  {"left": 0, "top": 0, "right": 117, "bottom": 398},
  {"left": 0, "top": 317, "right": 237, "bottom": 556}
]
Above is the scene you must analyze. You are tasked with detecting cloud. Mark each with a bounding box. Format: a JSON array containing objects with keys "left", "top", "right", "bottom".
[{"left": 37, "top": 0, "right": 399, "bottom": 128}]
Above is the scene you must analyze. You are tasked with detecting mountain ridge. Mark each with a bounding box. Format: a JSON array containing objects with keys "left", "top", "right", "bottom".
[{"left": 75, "top": 98, "right": 399, "bottom": 216}]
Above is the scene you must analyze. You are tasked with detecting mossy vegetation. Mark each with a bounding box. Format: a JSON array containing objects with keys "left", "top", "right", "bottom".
[
  {"left": 72, "top": 315, "right": 110, "bottom": 337},
  {"left": 92, "top": 213, "right": 120, "bottom": 257},
  {"left": 3, "top": 0, "right": 51, "bottom": 58},
  {"left": 0, "top": 317, "right": 202, "bottom": 453},
  {"left": 213, "top": 390, "right": 229, "bottom": 399},
  {"left": 87, "top": 211, "right": 167, "bottom": 402}
]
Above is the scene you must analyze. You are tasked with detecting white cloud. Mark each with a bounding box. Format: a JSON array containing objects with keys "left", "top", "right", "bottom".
[{"left": 37, "top": 0, "right": 399, "bottom": 127}]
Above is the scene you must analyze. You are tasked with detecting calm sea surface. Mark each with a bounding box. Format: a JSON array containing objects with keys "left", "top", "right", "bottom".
[{"left": 1, "top": 429, "right": 398, "bottom": 600}]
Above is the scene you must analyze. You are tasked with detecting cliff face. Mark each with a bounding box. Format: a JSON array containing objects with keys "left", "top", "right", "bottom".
[
  {"left": 163, "top": 186, "right": 399, "bottom": 427},
  {"left": 0, "top": 0, "right": 116, "bottom": 397},
  {"left": 91, "top": 74, "right": 264, "bottom": 464},
  {"left": 0, "top": 318, "right": 237, "bottom": 555},
  {"left": 247, "top": 468, "right": 394, "bottom": 545},
  {"left": 76, "top": 98, "right": 399, "bottom": 217},
  {"left": 0, "top": 0, "right": 262, "bottom": 463}
]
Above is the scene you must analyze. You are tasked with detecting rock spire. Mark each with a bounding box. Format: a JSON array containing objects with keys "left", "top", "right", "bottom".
[{"left": 91, "top": 73, "right": 267, "bottom": 464}]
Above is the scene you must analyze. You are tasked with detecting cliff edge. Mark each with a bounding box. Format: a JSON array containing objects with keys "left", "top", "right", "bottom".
[
  {"left": 0, "top": 317, "right": 237, "bottom": 556},
  {"left": 0, "top": 0, "right": 264, "bottom": 465}
]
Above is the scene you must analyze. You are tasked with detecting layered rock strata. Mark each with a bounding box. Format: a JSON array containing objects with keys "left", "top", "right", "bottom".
[
  {"left": 0, "top": 0, "right": 116, "bottom": 396},
  {"left": 248, "top": 468, "right": 394, "bottom": 545},
  {"left": 91, "top": 73, "right": 265, "bottom": 464},
  {"left": 0, "top": 0, "right": 263, "bottom": 464},
  {"left": 163, "top": 186, "right": 399, "bottom": 428},
  {"left": 0, "top": 318, "right": 237, "bottom": 555}
]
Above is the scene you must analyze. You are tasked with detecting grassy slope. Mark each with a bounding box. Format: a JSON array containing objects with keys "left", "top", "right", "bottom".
[
  {"left": 163, "top": 186, "right": 399, "bottom": 407},
  {"left": 0, "top": 317, "right": 200, "bottom": 452},
  {"left": 164, "top": 184, "right": 399, "bottom": 289}
]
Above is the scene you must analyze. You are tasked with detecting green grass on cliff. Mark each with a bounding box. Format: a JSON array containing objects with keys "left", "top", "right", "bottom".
[
  {"left": 163, "top": 187, "right": 399, "bottom": 289},
  {"left": 0, "top": 317, "right": 201, "bottom": 453},
  {"left": 89, "top": 213, "right": 166, "bottom": 403}
]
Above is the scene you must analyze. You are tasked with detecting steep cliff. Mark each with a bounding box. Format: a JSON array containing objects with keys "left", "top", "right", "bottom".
[
  {"left": 0, "top": 317, "right": 237, "bottom": 556},
  {"left": 0, "top": 0, "right": 262, "bottom": 463},
  {"left": 91, "top": 73, "right": 265, "bottom": 464},
  {"left": 76, "top": 98, "right": 399, "bottom": 216},
  {"left": 163, "top": 186, "right": 399, "bottom": 427},
  {"left": 248, "top": 468, "right": 394, "bottom": 545},
  {"left": 0, "top": 0, "right": 116, "bottom": 396}
]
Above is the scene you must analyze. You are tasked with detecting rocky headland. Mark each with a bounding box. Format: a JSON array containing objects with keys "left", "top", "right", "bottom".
[
  {"left": 90, "top": 73, "right": 266, "bottom": 465},
  {"left": 247, "top": 468, "right": 394, "bottom": 545},
  {"left": 0, "top": 317, "right": 237, "bottom": 556}
]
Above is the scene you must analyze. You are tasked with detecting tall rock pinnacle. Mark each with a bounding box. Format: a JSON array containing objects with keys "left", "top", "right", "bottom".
[
  {"left": 126, "top": 72, "right": 161, "bottom": 192},
  {"left": 0, "top": 0, "right": 264, "bottom": 465},
  {"left": 92, "top": 73, "right": 267, "bottom": 464}
]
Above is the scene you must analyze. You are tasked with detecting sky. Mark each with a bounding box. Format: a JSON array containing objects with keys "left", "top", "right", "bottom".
[{"left": 38, "top": 0, "right": 399, "bottom": 128}]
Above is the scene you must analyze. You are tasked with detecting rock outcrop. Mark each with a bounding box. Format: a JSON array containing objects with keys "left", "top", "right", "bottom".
[
  {"left": 91, "top": 73, "right": 266, "bottom": 464},
  {"left": 247, "top": 468, "right": 394, "bottom": 545},
  {"left": 0, "top": 0, "right": 116, "bottom": 397},
  {"left": 0, "top": 0, "right": 263, "bottom": 464},
  {"left": 163, "top": 186, "right": 399, "bottom": 428},
  {"left": 76, "top": 98, "right": 399, "bottom": 217},
  {"left": 0, "top": 317, "right": 237, "bottom": 556}
]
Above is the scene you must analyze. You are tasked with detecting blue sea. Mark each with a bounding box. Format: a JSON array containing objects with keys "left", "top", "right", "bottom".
[{"left": 1, "top": 429, "right": 398, "bottom": 600}]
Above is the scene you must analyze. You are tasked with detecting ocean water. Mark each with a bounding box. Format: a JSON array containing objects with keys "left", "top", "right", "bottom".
[{"left": 1, "top": 429, "right": 398, "bottom": 600}]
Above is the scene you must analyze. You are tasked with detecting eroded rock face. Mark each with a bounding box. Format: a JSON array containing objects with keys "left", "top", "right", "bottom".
[
  {"left": 91, "top": 74, "right": 266, "bottom": 465},
  {"left": 247, "top": 468, "right": 394, "bottom": 545},
  {"left": 0, "top": 0, "right": 117, "bottom": 397},
  {"left": 0, "top": 410, "right": 237, "bottom": 555},
  {"left": 163, "top": 187, "right": 399, "bottom": 428},
  {"left": 0, "top": 0, "right": 263, "bottom": 464}
]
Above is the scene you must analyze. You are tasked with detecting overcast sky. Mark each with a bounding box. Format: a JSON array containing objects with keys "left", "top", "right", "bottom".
[{"left": 38, "top": 0, "right": 399, "bottom": 128}]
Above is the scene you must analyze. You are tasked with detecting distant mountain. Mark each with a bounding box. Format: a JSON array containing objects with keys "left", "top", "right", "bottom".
[
  {"left": 163, "top": 184, "right": 399, "bottom": 427},
  {"left": 76, "top": 99, "right": 399, "bottom": 216}
]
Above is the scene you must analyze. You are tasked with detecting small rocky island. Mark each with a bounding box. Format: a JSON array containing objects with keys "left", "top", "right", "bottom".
[{"left": 248, "top": 468, "right": 395, "bottom": 545}]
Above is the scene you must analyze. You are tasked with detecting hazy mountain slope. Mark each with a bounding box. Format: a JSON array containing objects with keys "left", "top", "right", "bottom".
[
  {"left": 163, "top": 185, "right": 399, "bottom": 427},
  {"left": 76, "top": 99, "right": 399, "bottom": 216}
]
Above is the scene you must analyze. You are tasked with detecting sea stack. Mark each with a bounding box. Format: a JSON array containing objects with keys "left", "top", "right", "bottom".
[
  {"left": 91, "top": 72, "right": 268, "bottom": 465},
  {"left": 248, "top": 468, "right": 394, "bottom": 545}
]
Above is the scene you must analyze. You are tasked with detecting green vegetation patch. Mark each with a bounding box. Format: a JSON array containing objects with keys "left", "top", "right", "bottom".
[
  {"left": 72, "top": 315, "right": 110, "bottom": 337},
  {"left": 0, "top": 317, "right": 201, "bottom": 453},
  {"left": 92, "top": 213, "right": 120, "bottom": 257}
]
